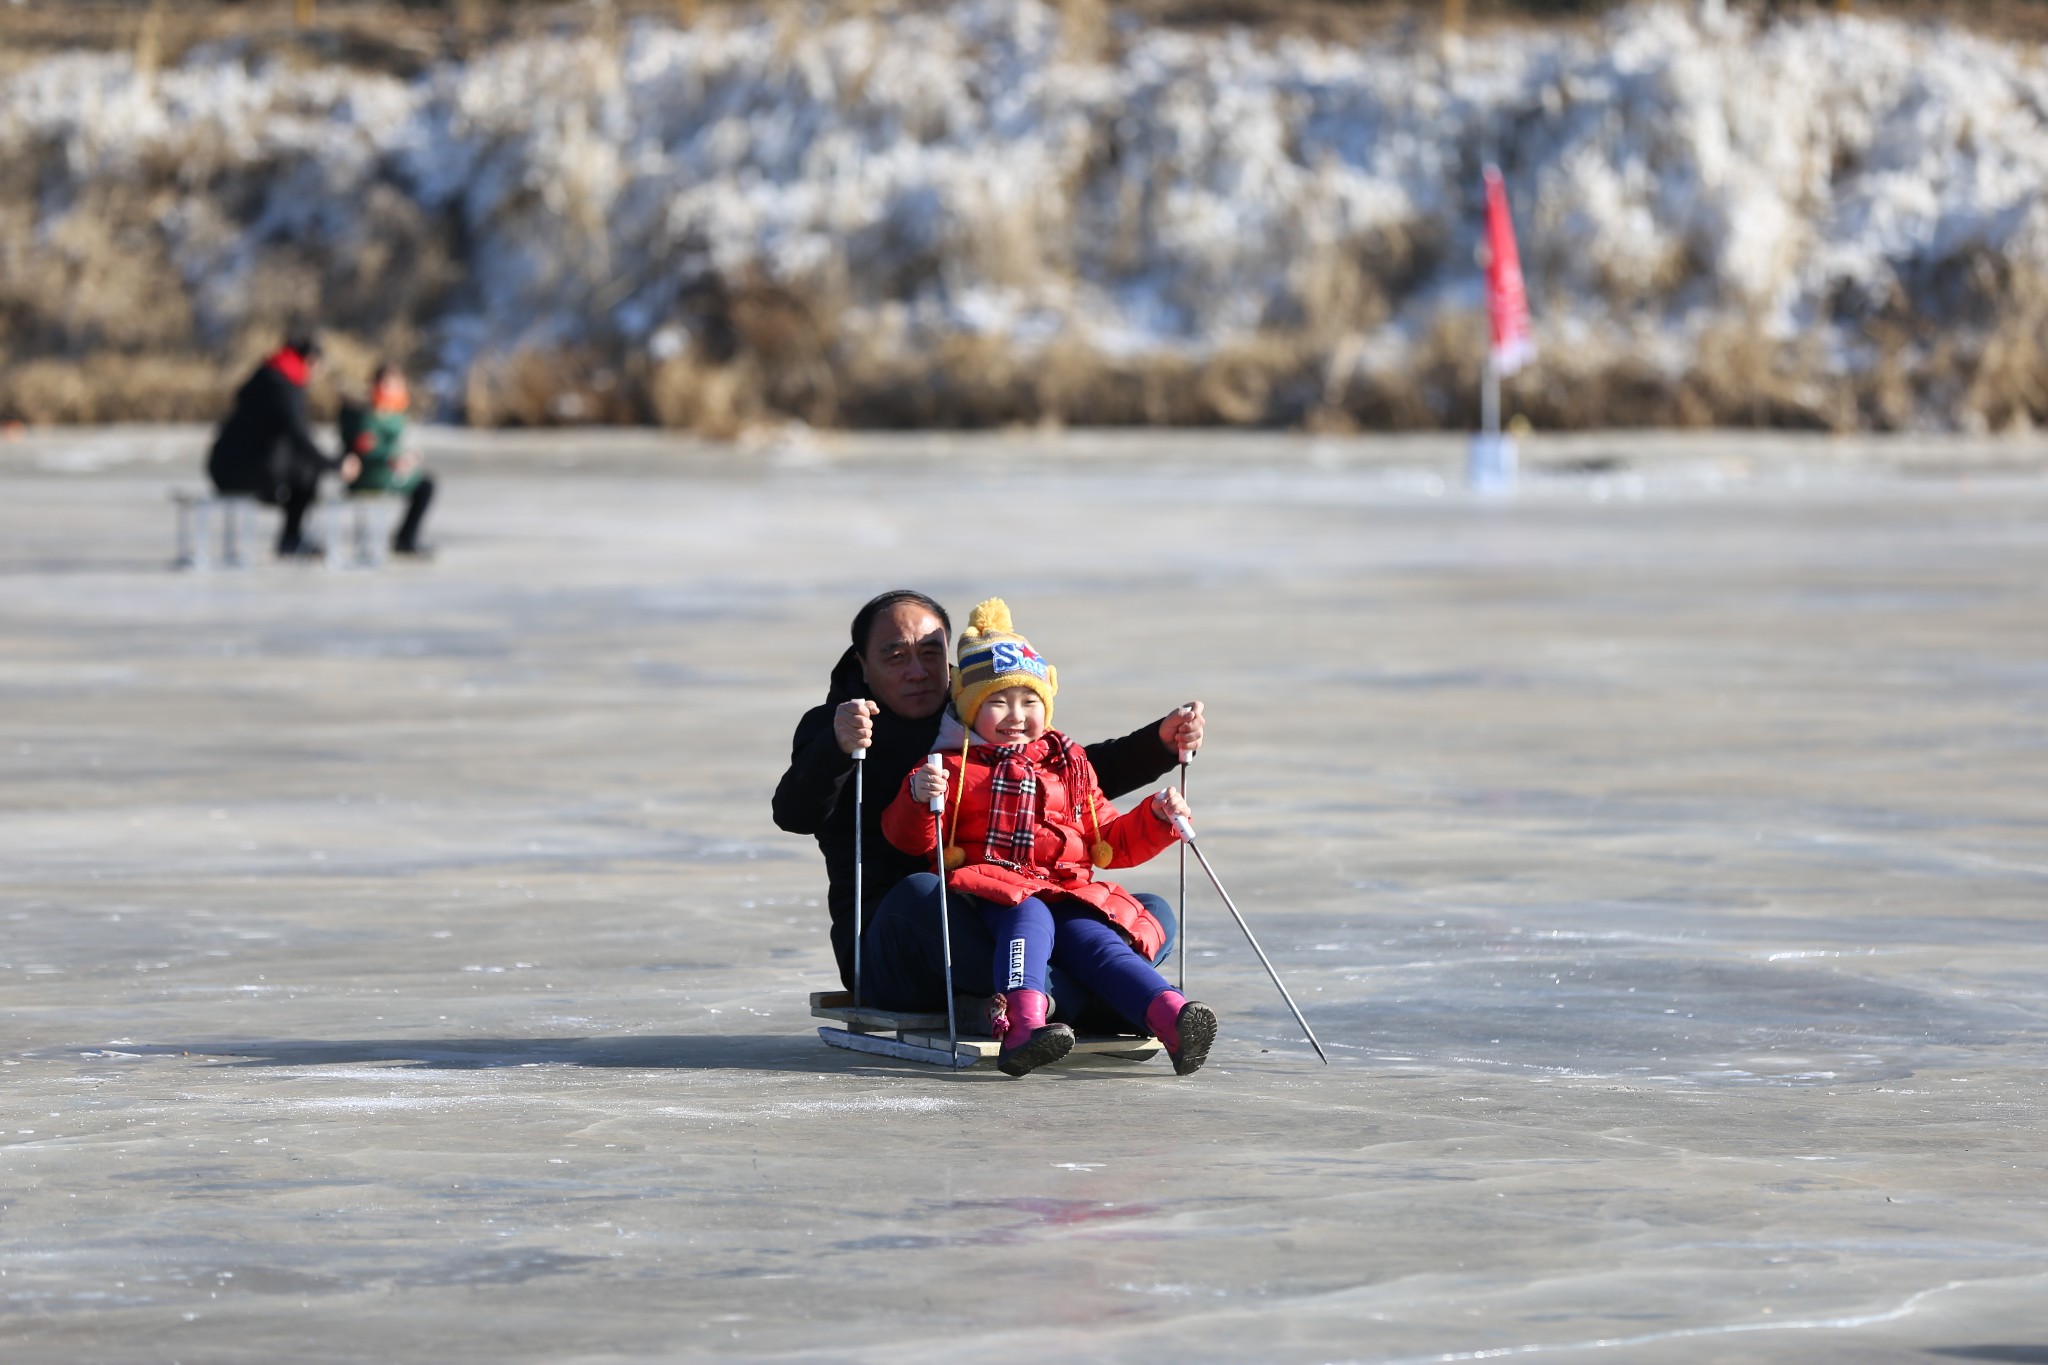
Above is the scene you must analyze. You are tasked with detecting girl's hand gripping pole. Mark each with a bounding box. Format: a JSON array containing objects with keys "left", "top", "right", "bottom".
[
  {"left": 1170, "top": 811, "right": 1329, "bottom": 1066},
  {"left": 926, "top": 753, "right": 958, "bottom": 1056}
]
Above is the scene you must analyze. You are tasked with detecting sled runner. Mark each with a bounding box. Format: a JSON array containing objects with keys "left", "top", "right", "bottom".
[{"left": 811, "top": 991, "right": 1164, "bottom": 1068}]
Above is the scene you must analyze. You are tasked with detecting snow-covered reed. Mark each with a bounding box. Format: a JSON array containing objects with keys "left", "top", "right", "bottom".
[{"left": 5, "top": 0, "right": 2047, "bottom": 431}]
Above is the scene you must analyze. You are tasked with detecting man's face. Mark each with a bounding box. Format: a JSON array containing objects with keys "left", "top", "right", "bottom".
[{"left": 861, "top": 604, "right": 949, "bottom": 719}]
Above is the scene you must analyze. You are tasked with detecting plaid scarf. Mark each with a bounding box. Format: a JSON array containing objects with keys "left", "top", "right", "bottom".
[{"left": 971, "top": 732, "right": 1083, "bottom": 871}]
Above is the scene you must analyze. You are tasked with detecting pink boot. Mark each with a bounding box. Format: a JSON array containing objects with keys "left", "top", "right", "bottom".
[
  {"left": 996, "top": 989, "right": 1074, "bottom": 1078},
  {"left": 1145, "top": 990, "right": 1219, "bottom": 1076}
]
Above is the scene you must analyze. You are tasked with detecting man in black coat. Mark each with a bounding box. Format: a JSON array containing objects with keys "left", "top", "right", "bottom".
[
  {"left": 773, "top": 589, "right": 1204, "bottom": 1019},
  {"left": 207, "top": 335, "right": 358, "bottom": 555}
]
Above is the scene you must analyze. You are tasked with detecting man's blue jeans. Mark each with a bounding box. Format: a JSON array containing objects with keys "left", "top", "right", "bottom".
[{"left": 860, "top": 873, "right": 1178, "bottom": 1033}]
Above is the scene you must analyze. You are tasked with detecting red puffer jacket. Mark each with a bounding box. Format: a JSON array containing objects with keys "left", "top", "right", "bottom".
[{"left": 881, "top": 730, "right": 1177, "bottom": 959}]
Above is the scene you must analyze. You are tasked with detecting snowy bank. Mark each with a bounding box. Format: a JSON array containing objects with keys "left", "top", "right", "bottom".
[{"left": 4, "top": 0, "right": 2048, "bottom": 432}]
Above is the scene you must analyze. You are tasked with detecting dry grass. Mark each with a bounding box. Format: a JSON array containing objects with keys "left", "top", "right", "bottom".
[
  {"left": 2, "top": 355, "right": 235, "bottom": 424},
  {"left": 16, "top": 265, "right": 2048, "bottom": 435},
  {"left": 463, "top": 346, "right": 642, "bottom": 428}
]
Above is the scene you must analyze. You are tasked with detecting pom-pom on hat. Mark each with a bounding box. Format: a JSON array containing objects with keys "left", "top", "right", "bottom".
[{"left": 951, "top": 597, "right": 1057, "bottom": 730}]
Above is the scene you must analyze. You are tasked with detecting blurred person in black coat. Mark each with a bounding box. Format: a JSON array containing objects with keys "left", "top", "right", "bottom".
[{"left": 207, "top": 334, "right": 358, "bottom": 556}]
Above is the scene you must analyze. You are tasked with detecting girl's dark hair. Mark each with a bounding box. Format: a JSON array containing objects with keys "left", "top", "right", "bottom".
[{"left": 850, "top": 590, "right": 951, "bottom": 656}]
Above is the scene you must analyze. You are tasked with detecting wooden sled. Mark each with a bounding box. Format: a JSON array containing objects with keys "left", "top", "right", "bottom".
[{"left": 811, "top": 991, "right": 1165, "bottom": 1069}]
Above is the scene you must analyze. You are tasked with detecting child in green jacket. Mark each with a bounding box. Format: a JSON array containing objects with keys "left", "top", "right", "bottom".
[{"left": 341, "top": 364, "right": 435, "bottom": 557}]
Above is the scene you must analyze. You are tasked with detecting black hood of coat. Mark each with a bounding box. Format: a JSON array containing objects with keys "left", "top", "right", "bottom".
[{"left": 823, "top": 646, "right": 866, "bottom": 708}]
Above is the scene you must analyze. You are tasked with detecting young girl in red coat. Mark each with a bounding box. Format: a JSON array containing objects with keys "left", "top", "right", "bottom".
[{"left": 882, "top": 599, "right": 1219, "bottom": 1078}]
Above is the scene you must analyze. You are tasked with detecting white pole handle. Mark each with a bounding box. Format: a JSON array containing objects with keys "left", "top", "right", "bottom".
[
  {"left": 1171, "top": 812, "right": 1196, "bottom": 843},
  {"left": 925, "top": 752, "right": 945, "bottom": 814}
]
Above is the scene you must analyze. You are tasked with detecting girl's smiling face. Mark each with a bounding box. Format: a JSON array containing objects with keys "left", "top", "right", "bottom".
[{"left": 973, "top": 686, "right": 1046, "bottom": 746}]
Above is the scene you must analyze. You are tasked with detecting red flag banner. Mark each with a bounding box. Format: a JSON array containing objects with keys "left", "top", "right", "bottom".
[{"left": 1483, "top": 165, "right": 1534, "bottom": 376}]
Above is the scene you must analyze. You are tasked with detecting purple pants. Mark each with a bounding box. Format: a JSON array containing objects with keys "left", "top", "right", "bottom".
[{"left": 985, "top": 896, "right": 1172, "bottom": 1032}]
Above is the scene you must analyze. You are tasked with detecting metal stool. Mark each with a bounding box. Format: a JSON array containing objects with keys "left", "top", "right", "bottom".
[
  {"left": 172, "top": 490, "right": 254, "bottom": 570},
  {"left": 321, "top": 490, "right": 395, "bottom": 570}
]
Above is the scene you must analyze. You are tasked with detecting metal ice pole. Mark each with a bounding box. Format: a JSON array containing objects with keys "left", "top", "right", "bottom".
[
  {"left": 1171, "top": 814, "right": 1329, "bottom": 1065},
  {"left": 926, "top": 753, "right": 958, "bottom": 1057},
  {"left": 1176, "top": 748, "right": 1190, "bottom": 993},
  {"left": 851, "top": 740, "right": 865, "bottom": 1009}
]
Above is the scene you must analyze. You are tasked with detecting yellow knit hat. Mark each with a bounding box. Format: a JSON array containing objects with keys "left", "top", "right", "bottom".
[
  {"left": 951, "top": 598, "right": 1057, "bottom": 732},
  {"left": 943, "top": 599, "right": 1114, "bottom": 870}
]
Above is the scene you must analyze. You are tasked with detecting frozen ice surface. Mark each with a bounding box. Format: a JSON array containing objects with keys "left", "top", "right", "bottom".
[{"left": 1, "top": 427, "right": 2046, "bottom": 1361}]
